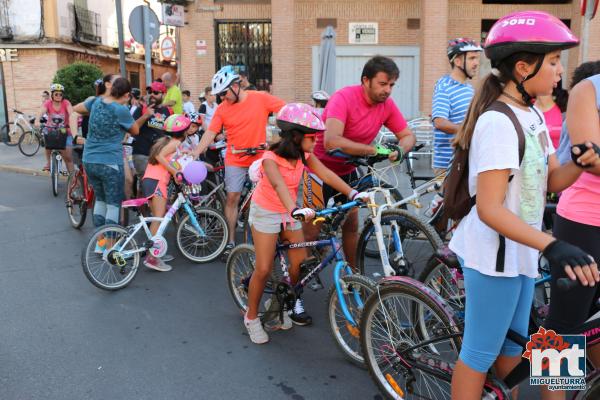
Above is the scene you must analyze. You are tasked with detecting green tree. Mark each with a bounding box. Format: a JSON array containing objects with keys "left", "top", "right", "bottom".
[{"left": 53, "top": 62, "right": 103, "bottom": 105}]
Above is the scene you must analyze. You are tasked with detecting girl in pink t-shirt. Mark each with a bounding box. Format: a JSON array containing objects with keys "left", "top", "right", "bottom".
[{"left": 243, "top": 103, "right": 367, "bottom": 345}]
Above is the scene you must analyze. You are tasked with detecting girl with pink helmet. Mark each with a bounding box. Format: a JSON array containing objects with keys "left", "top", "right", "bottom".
[
  {"left": 140, "top": 114, "right": 192, "bottom": 272},
  {"left": 447, "top": 11, "right": 600, "bottom": 399},
  {"left": 243, "top": 103, "right": 369, "bottom": 344}
]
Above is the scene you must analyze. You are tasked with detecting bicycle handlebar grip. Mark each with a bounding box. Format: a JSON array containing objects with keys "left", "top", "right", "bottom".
[{"left": 557, "top": 277, "right": 579, "bottom": 291}]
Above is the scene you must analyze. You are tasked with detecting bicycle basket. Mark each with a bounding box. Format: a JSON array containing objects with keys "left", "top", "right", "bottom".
[{"left": 44, "top": 128, "right": 68, "bottom": 150}]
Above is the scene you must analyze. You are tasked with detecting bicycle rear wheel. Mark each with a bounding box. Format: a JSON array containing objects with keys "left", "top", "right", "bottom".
[
  {"left": 66, "top": 171, "right": 87, "bottom": 229},
  {"left": 357, "top": 210, "right": 443, "bottom": 280},
  {"left": 18, "top": 130, "right": 41, "bottom": 156},
  {"left": 226, "top": 244, "right": 283, "bottom": 320},
  {"left": 176, "top": 207, "right": 228, "bottom": 263},
  {"left": 1, "top": 122, "right": 24, "bottom": 146},
  {"left": 81, "top": 224, "right": 140, "bottom": 291},
  {"left": 51, "top": 153, "right": 59, "bottom": 197},
  {"left": 327, "top": 274, "right": 377, "bottom": 367},
  {"left": 360, "top": 281, "right": 461, "bottom": 399}
]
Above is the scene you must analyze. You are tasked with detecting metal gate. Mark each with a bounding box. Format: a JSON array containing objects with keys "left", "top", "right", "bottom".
[{"left": 215, "top": 21, "right": 272, "bottom": 91}]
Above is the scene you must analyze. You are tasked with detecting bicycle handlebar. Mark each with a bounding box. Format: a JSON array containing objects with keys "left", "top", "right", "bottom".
[
  {"left": 291, "top": 200, "right": 361, "bottom": 222},
  {"left": 230, "top": 143, "right": 267, "bottom": 156}
]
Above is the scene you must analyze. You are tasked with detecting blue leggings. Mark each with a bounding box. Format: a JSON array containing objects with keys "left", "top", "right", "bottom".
[
  {"left": 459, "top": 263, "right": 534, "bottom": 373},
  {"left": 84, "top": 162, "right": 124, "bottom": 227}
]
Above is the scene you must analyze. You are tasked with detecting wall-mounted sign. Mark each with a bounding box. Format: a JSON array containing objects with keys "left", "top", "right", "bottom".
[
  {"left": 196, "top": 40, "right": 207, "bottom": 56},
  {"left": 0, "top": 49, "right": 18, "bottom": 62},
  {"left": 161, "top": 36, "right": 176, "bottom": 61},
  {"left": 349, "top": 22, "right": 378, "bottom": 44},
  {"left": 162, "top": 4, "right": 185, "bottom": 27}
]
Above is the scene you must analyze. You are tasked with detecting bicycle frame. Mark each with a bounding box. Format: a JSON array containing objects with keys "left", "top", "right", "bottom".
[
  {"left": 110, "top": 192, "right": 207, "bottom": 260},
  {"left": 259, "top": 201, "right": 365, "bottom": 326}
]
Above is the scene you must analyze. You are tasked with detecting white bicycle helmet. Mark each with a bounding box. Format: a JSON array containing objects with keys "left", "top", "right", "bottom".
[
  {"left": 50, "top": 83, "right": 65, "bottom": 93},
  {"left": 311, "top": 90, "right": 330, "bottom": 102},
  {"left": 211, "top": 65, "right": 240, "bottom": 95}
]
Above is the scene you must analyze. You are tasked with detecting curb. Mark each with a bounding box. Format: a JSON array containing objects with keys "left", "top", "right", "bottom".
[{"left": 0, "top": 164, "right": 50, "bottom": 177}]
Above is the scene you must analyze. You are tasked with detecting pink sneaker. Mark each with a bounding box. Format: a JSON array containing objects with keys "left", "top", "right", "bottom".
[{"left": 143, "top": 255, "right": 172, "bottom": 272}]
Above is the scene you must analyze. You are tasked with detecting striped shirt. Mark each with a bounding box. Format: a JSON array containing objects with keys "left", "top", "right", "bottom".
[{"left": 431, "top": 75, "right": 474, "bottom": 169}]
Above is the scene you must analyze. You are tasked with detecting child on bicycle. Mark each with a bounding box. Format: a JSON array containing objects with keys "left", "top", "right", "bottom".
[
  {"left": 140, "top": 114, "right": 191, "bottom": 272},
  {"left": 243, "top": 103, "right": 368, "bottom": 344},
  {"left": 447, "top": 11, "right": 600, "bottom": 399}
]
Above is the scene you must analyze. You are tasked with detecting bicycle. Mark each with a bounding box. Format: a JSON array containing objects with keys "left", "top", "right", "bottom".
[
  {"left": 349, "top": 184, "right": 444, "bottom": 282},
  {"left": 1, "top": 108, "right": 35, "bottom": 146},
  {"left": 65, "top": 145, "right": 94, "bottom": 229},
  {"left": 18, "top": 123, "right": 45, "bottom": 157},
  {"left": 81, "top": 179, "right": 229, "bottom": 291},
  {"left": 359, "top": 272, "right": 600, "bottom": 399},
  {"left": 226, "top": 200, "right": 378, "bottom": 366}
]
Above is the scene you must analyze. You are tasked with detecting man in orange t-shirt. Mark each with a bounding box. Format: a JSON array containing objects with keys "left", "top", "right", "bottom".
[{"left": 195, "top": 66, "right": 285, "bottom": 253}]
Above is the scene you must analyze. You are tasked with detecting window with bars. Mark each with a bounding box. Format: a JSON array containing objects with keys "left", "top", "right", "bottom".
[
  {"left": 73, "top": 5, "right": 101, "bottom": 45},
  {"left": 215, "top": 21, "right": 272, "bottom": 92}
]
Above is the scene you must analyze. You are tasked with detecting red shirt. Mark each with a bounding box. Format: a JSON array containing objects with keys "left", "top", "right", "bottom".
[
  {"left": 208, "top": 91, "right": 285, "bottom": 167},
  {"left": 43, "top": 99, "right": 72, "bottom": 135},
  {"left": 313, "top": 85, "right": 407, "bottom": 175}
]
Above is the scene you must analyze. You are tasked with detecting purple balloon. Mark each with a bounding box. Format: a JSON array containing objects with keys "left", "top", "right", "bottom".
[{"left": 183, "top": 161, "right": 207, "bottom": 184}]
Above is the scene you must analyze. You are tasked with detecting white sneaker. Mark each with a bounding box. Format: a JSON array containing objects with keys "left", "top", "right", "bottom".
[{"left": 244, "top": 313, "right": 269, "bottom": 344}]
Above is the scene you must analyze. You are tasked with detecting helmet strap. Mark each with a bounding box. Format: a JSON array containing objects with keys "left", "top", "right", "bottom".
[
  {"left": 460, "top": 54, "right": 473, "bottom": 80},
  {"left": 231, "top": 83, "right": 240, "bottom": 103},
  {"left": 514, "top": 56, "right": 544, "bottom": 105}
]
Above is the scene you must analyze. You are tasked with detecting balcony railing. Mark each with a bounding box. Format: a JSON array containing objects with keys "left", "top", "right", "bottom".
[{"left": 73, "top": 5, "right": 101, "bottom": 45}]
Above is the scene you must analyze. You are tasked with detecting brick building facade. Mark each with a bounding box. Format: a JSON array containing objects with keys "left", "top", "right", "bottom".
[{"left": 179, "top": 0, "right": 600, "bottom": 118}]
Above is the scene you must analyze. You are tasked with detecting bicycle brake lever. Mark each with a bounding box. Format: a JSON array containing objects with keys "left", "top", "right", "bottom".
[{"left": 312, "top": 217, "right": 326, "bottom": 225}]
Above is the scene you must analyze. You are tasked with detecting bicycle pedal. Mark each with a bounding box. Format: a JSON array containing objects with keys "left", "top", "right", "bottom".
[{"left": 308, "top": 279, "right": 324, "bottom": 291}]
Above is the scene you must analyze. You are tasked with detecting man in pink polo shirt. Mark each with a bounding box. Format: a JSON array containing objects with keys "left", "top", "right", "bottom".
[{"left": 305, "top": 56, "right": 416, "bottom": 268}]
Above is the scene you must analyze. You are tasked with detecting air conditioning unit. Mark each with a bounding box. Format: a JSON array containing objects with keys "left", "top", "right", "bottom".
[{"left": 0, "top": 26, "right": 13, "bottom": 40}]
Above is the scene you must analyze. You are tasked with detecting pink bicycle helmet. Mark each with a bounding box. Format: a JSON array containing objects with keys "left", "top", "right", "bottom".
[
  {"left": 276, "top": 103, "right": 325, "bottom": 134},
  {"left": 164, "top": 114, "right": 191, "bottom": 134},
  {"left": 484, "top": 11, "right": 579, "bottom": 63}
]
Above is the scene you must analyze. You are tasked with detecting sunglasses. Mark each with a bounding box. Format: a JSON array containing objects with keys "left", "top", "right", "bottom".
[
  {"left": 53, "top": 92, "right": 64, "bottom": 96},
  {"left": 217, "top": 90, "right": 228, "bottom": 97},
  {"left": 151, "top": 91, "right": 162, "bottom": 95}
]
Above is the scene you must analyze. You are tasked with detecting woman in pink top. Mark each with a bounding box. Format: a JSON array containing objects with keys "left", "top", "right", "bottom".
[
  {"left": 39, "top": 83, "right": 76, "bottom": 173},
  {"left": 543, "top": 73, "right": 600, "bottom": 377},
  {"left": 243, "top": 103, "right": 368, "bottom": 345},
  {"left": 535, "top": 82, "right": 568, "bottom": 148}
]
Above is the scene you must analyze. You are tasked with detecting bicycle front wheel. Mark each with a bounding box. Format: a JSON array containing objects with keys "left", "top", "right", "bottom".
[
  {"left": 18, "top": 130, "right": 41, "bottom": 156},
  {"left": 357, "top": 209, "right": 443, "bottom": 280},
  {"left": 360, "top": 281, "right": 462, "bottom": 400},
  {"left": 66, "top": 172, "right": 87, "bottom": 229},
  {"left": 327, "top": 274, "right": 377, "bottom": 367},
  {"left": 51, "top": 153, "right": 59, "bottom": 197},
  {"left": 1, "top": 122, "right": 24, "bottom": 146},
  {"left": 176, "top": 207, "right": 228, "bottom": 263},
  {"left": 81, "top": 224, "right": 140, "bottom": 291}
]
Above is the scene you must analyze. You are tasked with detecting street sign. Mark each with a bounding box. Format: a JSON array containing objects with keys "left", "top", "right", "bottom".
[
  {"left": 161, "top": 36, "right": 176, "bottom": 61},
  {"left": 349, "top": 22, "right": 378, "bottom": 44},
  {"left": 196, "top": 40, "right": 207, "bottom": 56},
  {"left": 128, "top": 5, "right": 160, "bottom": 44},
  {"left": 162, "top": 4, "right": 185, "bottom": 27}
]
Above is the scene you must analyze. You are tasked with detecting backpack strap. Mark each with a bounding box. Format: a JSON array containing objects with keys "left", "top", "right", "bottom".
[{"left": 484, "top": 101, "right": 527, "bottom": 273}]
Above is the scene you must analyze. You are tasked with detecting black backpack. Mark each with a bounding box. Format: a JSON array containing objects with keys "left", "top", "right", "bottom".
[
  {"left": 444, "top": 101, "right": 526, "bottom": 272},
  {"left": 444, "top": 101, "right": 525, "bottom": 221}
]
